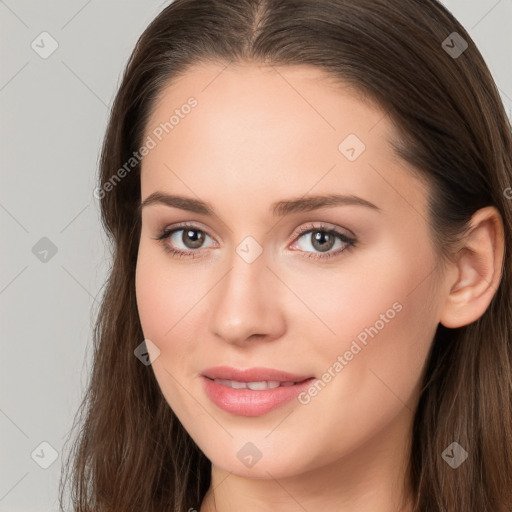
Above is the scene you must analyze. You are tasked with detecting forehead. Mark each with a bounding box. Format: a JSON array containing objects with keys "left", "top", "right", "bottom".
[
  {"left": 143, "top": 61, "right": 390, "bottom": 149},
  {"left": 139, "top": 62, "right": 429, "bottom": 221}
]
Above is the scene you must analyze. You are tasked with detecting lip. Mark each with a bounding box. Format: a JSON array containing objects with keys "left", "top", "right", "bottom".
[
  {"left": 200, "top": 366, "right": 316, "bottom": 417},
  {"left": 201, "top": 366, "right": 314, "bottom": 383}
]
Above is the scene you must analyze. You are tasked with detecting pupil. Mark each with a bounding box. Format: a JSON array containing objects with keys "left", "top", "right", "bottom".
[
  {"left": 313, "top": 231, "right": 334, "bottom": 252},
  {"left": 184, "top": 229, "right": 203, "bottom": 248}
]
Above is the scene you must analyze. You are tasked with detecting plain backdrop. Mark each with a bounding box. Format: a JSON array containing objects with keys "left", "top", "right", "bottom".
[{"left": 0, "top": 1, "right": 511, "bottom": 510}]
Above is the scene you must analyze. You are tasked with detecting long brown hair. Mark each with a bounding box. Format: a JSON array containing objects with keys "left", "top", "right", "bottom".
[{"left": 58, "top": 1, "right": 512, "bottom": 510}]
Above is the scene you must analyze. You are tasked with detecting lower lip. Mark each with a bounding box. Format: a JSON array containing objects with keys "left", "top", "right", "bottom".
[{"left": 201, "top": 376, "right": 316, "bottom": 416}]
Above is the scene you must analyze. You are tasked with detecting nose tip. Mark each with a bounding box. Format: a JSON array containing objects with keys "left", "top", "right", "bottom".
[{"left": 207, "top": 251, "right": 285, "bottom": 346}]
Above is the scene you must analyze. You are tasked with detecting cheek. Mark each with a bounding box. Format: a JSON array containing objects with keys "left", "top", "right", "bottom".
[
  {"left": 298, "top": 233, "right": 439, "bottom": 395},
  {"left": 135, "top": 247, "right": 167, "bottom": 340},
  {"left": 135, "top": 244, "right": 200, "bottom": 341},
  {"left": 135, "top": 247, "right": 200, "bottom": 414},
  {"left": 135, "top": 243, "right": 214, "bottom": 386}
]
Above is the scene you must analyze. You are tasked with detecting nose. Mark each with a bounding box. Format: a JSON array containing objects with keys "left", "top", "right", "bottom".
[{"left": 208, "top": 244, "right": 286, "bottom": 346}]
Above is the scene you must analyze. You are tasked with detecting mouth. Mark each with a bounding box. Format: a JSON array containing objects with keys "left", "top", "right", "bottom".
[
  {"left": 201, "top": 365, "right": 314, "bottom": 383},
  {"left": 203, "top": 377, "right": 312, "bottom": 390},
  {"left": 200, "top": 368, "right": 316, "bottom": 416}
]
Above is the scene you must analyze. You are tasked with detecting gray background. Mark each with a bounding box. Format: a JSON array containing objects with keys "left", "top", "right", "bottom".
[{"left": 0, "top": 1, "right": 511, "bottom": 510}]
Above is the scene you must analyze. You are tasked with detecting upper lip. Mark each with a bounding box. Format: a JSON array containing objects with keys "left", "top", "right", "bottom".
[{"left": 201, "top": 366, "right": 314, "bottom": 383}]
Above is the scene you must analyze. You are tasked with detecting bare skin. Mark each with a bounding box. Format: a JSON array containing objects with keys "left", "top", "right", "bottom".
[{"left": 134, "top": 62, "right": 504, "bottom": 512}]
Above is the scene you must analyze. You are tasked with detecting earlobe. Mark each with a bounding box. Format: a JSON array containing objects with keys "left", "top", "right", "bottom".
[{"left": 439, "top": 206, "right": 505, "bottom": 329}]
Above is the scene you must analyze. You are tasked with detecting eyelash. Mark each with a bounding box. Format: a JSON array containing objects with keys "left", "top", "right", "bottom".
[{"left": 153, "top": 222, "right": 357, "bottom": 261}]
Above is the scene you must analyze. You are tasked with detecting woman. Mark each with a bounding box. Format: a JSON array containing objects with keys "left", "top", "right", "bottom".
[{"left": 59, "top": 1, "right": 512, "bottom": 511}]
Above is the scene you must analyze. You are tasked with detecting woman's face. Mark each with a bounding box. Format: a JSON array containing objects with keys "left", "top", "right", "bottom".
[{"left": 135, "top": 62, "right": 448, "bottom": 479}]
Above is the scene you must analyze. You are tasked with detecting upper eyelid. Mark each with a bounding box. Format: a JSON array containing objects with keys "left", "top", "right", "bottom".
[{"left": 295, "top": 223, "right": 354, "bottom": 237}]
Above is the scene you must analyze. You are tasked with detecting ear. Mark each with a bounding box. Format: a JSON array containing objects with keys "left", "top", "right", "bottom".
[{"left": 439, "top": 206, "right": 505, "bottom": 329}]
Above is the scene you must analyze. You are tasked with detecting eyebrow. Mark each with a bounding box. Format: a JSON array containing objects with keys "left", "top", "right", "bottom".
[{"left": 139, "top": 191, "right": 380, "bottom": 217}]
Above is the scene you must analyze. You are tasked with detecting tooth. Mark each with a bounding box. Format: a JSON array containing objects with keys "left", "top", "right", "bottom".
[
  {"left": 247, "top": 381, "right": 268, "bottom": 390},
  {"left": 213, "top": 379, "right": 296, "bottom": 390},
  {"left": 230, "top": 380, "right": 248, "bottom": 389}
]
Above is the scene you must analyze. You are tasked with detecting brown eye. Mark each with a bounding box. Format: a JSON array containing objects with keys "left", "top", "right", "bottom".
[
  {"left": 308, "top": 231, "right": 336, "bottom": 252},
  {"left": 155, "top": 225, "right": 214, "bottom": 257},
  {"left": 292, "top": 225, "right": 357, "bottom": 260},
  {"left": 180, "top": 229, "right": 206, "bottom": 249}
]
